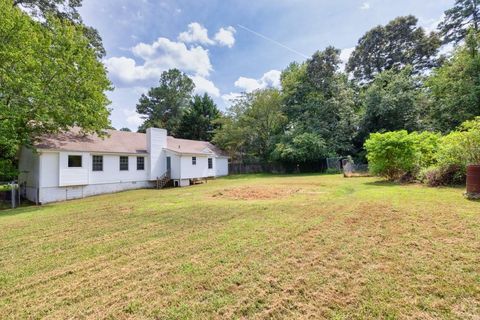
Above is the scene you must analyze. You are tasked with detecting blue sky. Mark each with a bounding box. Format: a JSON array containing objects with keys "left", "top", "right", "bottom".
[{"left": 79, "top": 0, "right": 453, "bottom": 131}]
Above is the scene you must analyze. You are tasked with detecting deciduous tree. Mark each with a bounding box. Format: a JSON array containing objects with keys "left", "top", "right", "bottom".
[
  {"left": 426, "top": 30, "right": 480, "bottom": 132},
  {"left": 12, "top": 0, "right": 106, "bottom": 57},
  {"left": 0, "top": 2, "right": 111, "bottom": 178},
  {"left": 213, "top": 89, "right": 286, "bottom": 162},
  {"left": 360, "top": 67, "right": 426, "bottom": 138},
  {"left": 281, "top": 47, "right": 358, "bottom": 156},
  {"left": 347, "top": 16, "right": 441, "bottom": 82},
  {"left": 439, "top": 0, "right": 480, "bottom": 44}
]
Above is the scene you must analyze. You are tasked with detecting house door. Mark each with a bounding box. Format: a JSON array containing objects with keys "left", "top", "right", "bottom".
[{"left": 166, "top": 156, "right": 171, "bottom": 172}]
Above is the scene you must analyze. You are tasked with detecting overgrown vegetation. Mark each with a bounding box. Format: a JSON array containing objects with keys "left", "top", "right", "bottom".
[
  {"left": 209, "top": 3, "right": 480, "bottom": 170},
  {"left": 0, "top": 175, "right": 478, "bottom": 318},
  {"left": 365, "top": 117, "right": 480, "bottom": 184}
]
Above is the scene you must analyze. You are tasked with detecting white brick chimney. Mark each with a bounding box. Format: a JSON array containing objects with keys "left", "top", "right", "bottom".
[{"left": 146, "top": 128, "right": 167, "bottom": 180}]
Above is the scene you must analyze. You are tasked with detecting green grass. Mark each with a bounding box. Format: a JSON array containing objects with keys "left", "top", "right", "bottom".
[{"left": 0, "top": 174, "right": 479, "bottom": 319}]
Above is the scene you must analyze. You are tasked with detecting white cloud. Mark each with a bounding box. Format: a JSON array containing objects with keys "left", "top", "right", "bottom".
[
  {"left": 214, "top": 26, "right": 236, "bottom": 48},
  {"left": 132, "top": 38, "right": 212, "bottom": 76},
  {"left": 104, "top": 57, "right": 160, "bottom": 83},
  {"left": 339, "top": 47, "right": 355, "bottom": 70},
  {"left": 234, "top": 69, "right": 281, "bottom": 93},
  {"left": 420, "top": 15, "right": 444, "bottom": 34},
  {"left": 123, "top": 108, "right": 144, "bottom": 127},
  {"left": 177, "top": 22, "right": 236, "bottom": 48},
  {"left": 221, "top": 92, "right": 242, "bottom": 105},
  {"left": 360, "top": 2, "right": 370, "bottom": 10},
  {"left": 105, "top": 37, "right": 213, "bottom": 84},
  {"left": 178, "top": 22, "right": 215, "bottom": 45},
  {"left": 191, "top": 75, "right": 220, "bottom": 97}
]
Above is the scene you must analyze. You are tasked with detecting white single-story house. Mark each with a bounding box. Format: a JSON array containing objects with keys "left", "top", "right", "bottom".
[{"left": 18, "top": 128, "right": 229, "bottom": 204}]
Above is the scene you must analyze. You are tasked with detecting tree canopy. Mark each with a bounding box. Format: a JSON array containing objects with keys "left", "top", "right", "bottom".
[
  {"left": 282, "top": 47, "right": 358, "bottom": 156},
  {"left": 426, "top": 30, "right": 480, "bottom": 132},
  {"left": 213, "top": 88, "right": 286, "bottom": 162},
  {"left": 0, "top": 1, "right": 111, "bottom": 178},
  {"left": 347, "top": 16, "right": 441, "bottom": 82},
  {"left": 177, "top": 93, "right": 221, "bottom": 141},
  {"left": 136, "top": 69, "right": 195, "bottom": 136},
  {"left": 439, "top": 0, "right": 480, "bottom": 44},
  {"left": 12, "top": 0, "right": 106, "bottom": 57},
  {"left": 359, "top": 66, "right": 426, "bottom": 138}
]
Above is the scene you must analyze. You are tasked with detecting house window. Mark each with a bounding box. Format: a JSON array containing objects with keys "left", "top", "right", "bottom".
[
  {"left": 68, "top": 155, "right": 82, "bottom": 168},
  {"left": 92, "top": 155, "right": 103, "bottom": 171},
  {"left": 208, "top": 158, "right": 213, "bottom": 169},
  {"left": 137, "top": 156, "right": 145, "bottom": 170},
  {"left": 192, "top": 156, "right": 196, "bottom": 165},
  {"left": 119, "top": 156, "right": 129, "bottom": 171}
]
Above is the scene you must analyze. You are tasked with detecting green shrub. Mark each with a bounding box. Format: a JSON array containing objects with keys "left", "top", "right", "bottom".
[
  {"left": 364, "top": 118, "right": 480, "bottom": 184},
  {"left": 437, "top": 117, "right": 480, "bottom": 171},
  {"left": 364, "top": 130, "right": 417, "bottom": 181},
  {"left": 410, "top": 131, "right": 441, "bottom": 168},
  {"left": 419, "top": 165, "right": 465, "bottom": 186}
]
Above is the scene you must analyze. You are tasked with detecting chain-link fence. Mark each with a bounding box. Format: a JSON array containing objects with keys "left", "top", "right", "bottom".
[
  {"left": 342, "top": 157, "right": 370, "bottom": 177},
  {"left": 0, "top": 182, "right": 23, "bottom": 209},
  {"left": 229, "top": 160, "right": 328, "bottom": 174}
]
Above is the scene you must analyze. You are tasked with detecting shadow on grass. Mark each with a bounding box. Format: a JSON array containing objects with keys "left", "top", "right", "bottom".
[
  {"left": 0, "top": 202, "right": 43, "bottom": 218},
  {"left": 363, "top": 180, "right": 399, "bottom": 187}
]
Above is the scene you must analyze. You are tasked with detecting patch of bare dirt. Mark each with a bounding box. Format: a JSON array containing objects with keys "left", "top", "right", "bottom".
[{"left": 212, "top": 186, "right": 301, "bottom": 200}]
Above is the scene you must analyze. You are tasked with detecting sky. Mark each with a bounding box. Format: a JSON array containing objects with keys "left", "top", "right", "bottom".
[{"left": 79, "top": 0, "right": 453, "bottom": 131}]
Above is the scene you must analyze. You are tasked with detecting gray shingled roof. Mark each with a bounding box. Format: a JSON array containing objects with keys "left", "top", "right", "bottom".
[{"left": 35, "top": 128, "right": 228, "bottom": 157}]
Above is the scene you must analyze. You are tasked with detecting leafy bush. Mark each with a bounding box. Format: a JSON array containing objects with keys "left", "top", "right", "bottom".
[
  {"left": 364, "top": 131, "right": 417, "bottom": 180},
  {"left": 437, "top": 117, "right": 480, "bottom": 170},
  {"left": 419, "top": 165, "right": 465, "bottom": 186},
  {"left": 410, "top": 131, "right": 441, "bottom": 168},
  {"left": 365, "top": 130, "right": 441, "bottom": 181},
  {"left": 365, "top": 118, "right": 480, "bottom": 184}
]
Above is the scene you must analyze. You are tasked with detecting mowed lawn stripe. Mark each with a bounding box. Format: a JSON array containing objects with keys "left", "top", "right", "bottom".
[{"left": 0, "top": 174, "right": 479, "bottom": 319}]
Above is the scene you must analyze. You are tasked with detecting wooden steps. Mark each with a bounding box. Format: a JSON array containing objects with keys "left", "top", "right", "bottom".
[{"left": 156, "top": 171, "right": 171, "bottom": 189}]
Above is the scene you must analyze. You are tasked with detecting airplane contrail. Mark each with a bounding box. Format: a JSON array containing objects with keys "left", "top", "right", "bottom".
[{"left": 237, "top": 24, "right": 309, "bottom": 59}]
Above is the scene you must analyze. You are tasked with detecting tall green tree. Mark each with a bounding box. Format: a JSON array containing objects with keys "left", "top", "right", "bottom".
[
  {"left": 273, "top": 131, "right": 329, "bottom": 164},
  {"left": 347, "top": 16, "right": 441, "bottom": 82},
  {"left": 12, "top": 0, "right": 105, "bottom": 57},
  {"left": 136, "top": 69, "right": 195, "bottom": 136},
  {"left": 0, "top": 2, "right": 112, "bottom": 178},
  {"left": 439, "top": 0, "right": 480, "bottom": 44},
  {"left": 426, "top": 30, "right": 480, "bottom": 132},
  {"left": 359, "top": 67, "right": 427, "bottom": 139},
  {"left": 281, "top": 47, "right": 358, "bottom": 156},
  {"left": 177, "top": 93, "right": 221, "bottom": 141},
  {"left": 213, "top": 88, "right": 286, "bottom": 162}
]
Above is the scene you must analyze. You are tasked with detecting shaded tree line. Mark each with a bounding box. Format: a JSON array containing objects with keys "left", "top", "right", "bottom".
[
  {"left": 3, "top": 0, "right": 480, "bottom": 179},
  {"left": 210, "top": 1, "right": 480, "bottom": 168}
]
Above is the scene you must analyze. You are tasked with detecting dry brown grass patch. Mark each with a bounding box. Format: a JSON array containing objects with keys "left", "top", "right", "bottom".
[{"left": 211, "top": 186, "right": 301, "bottom": 200}]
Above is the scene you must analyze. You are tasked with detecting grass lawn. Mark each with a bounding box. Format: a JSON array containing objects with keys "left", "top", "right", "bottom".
[{"left": 0, "top": 174, "right": 479, "bottom": 319}]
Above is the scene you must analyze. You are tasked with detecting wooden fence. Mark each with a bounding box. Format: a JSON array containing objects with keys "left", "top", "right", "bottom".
[{"left": 228, "top": 161, "right": 328, "bottom": 175}]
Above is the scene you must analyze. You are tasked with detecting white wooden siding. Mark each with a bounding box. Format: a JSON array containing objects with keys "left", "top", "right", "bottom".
[{"left": 179, "top": 155, "right": 216, "bottom": 179}]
